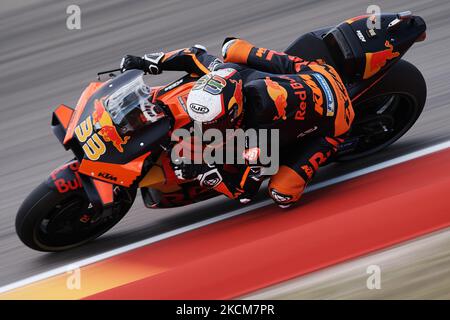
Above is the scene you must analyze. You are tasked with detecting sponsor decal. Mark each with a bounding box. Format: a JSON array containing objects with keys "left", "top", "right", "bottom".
[
  {"left": 98, "top": 172, "right": 117, "bottom": 182},
  {"left": 363, "top": 40, "right": 400, "bottom": 79},
  {"left": 163, "top": 79, "right": 184, "bottom": 92},
  {"left": 74, "top": 98, "right": 131, "bottom": 160},
  {"left": 308, "top": 150, "right": 332, "bottom": 171},
  {"left": 74, "top": 115, "right": 106, "bottom": 161},
  {"left": 297, "top": 126, "right": 318, "bottom": 138},
  {"left": 265, "top": 77, "right": 288, "bottom": 120},
  {"left": 356, "top": 30, "right": 367, "bottom": 42},
  {"left": 189, "top": 103, "right": 209, "bottom": 114},
  {"left": 278, "top": 75, "right": 308, "bottom": 121},
  {"left": 178, "top": 96, "right": 188, "bottom": 112},
  {"left": 50, "top": 161, "right": 83, "bottom": 194},
  {"left": 92, "top": 98, "right": 130, "bottom": 153},
  {"left": 312, "top": 73, "right": 335, "bottom": 117},
  {"left": 228, "top": 78, "right": 243, "bottom": 113},
  {"left": 265, "top": 49, "right": 286, "bottom": 61},
  {"left": 318, "top": 64, "right": 354, "bottom": 128},
  {"left": 256, "top": 47, "right": 267, "bottom": 58},
  {"left": 294, "top": 89, "right": 307, "bottom": 120},
  {"left": 299, "top": 74, "right": 324, "bottom": 116},
  {"left": 79, "top": 214, "right": 91, "bottom": 223}
]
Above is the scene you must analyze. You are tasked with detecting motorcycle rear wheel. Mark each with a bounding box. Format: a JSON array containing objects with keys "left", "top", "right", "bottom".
[{"left": 336, "top": 60, "right": 427, "bottom": 161}]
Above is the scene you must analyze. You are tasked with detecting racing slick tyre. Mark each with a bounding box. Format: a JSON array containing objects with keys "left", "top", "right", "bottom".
[
  {"left": 336, "top": 60, "right": 427, "bottom": 161},
  {"left": 15, "top": 181, "right": 136, "bottom": 252}
]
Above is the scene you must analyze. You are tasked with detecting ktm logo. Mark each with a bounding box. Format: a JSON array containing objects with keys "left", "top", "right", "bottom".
[
  {"left": 98, "top": 172, "right": 117, "bottom": 182},
  {"left": 256, "top": 47, "right": 267, "bottom": 57}
]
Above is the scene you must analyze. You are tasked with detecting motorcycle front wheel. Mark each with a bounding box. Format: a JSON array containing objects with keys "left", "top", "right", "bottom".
[{"left": 15, "top": 181, "right": 136, "bottom": 252}]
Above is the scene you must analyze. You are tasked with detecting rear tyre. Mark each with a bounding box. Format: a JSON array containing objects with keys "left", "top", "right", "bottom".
[
  {"left": 336, "top": 60, "right": 427, "bottom": 161},
  {"left": 15, "top": 182, "right": 136, "bottom": 252}
]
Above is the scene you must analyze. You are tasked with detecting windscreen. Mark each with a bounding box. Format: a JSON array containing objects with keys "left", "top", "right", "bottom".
[{"left": 104, "top": 73, "right": 164, "bottom": 132}]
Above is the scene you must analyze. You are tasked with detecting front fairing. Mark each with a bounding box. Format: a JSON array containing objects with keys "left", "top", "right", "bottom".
[{"left": 64, "top": 70, "right": 171, "bottom": 186}]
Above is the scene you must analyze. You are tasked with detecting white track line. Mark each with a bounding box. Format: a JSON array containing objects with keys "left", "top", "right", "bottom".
[{"left": 1, "top": 140, "right": 449, "bottom": 294}]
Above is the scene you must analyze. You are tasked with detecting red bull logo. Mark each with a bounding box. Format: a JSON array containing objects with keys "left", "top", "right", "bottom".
[
  {"left": 228, "top": 79, "right": 243, "bottom": 115},
  {"left": 93, "top": 99, "right": 130, "bottom": 153},
  {"left": 363, "top": 41, "right": 400, "bottom": 79},
  {"left": 265, "top": 77, "right": 288, "bottom": 120}
]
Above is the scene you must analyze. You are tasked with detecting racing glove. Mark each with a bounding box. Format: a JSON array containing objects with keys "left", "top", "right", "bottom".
[
  {"left": 120, "top": 52, "right": 164, "bottom": 74},
  {"left": 171, "top": 157, "right": 226, "bottom": 190},
  {"left": 171, "top": 157, "right": 211, "bottom": 180},
  {"left": 221, "top": 37, "right": 238, "bottom": 60}
]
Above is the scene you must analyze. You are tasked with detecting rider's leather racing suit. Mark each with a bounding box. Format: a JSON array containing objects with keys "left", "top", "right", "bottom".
[{"left": 144, "top": 39, "right": 354, "bottom": 207}]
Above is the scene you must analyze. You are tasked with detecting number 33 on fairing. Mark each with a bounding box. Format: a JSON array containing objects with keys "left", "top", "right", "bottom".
[{"left": 74, "top": 115, "right": 106, "bottom": 161}]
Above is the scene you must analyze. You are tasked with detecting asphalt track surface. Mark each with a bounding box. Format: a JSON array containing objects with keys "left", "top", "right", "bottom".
[{"left": 0, "top": 0, "right": 449, "bottom": 291}]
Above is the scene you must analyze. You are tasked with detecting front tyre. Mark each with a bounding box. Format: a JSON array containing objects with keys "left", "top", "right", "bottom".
[{"left": 15, "top": 182, "right": 136, "bottom": 252}]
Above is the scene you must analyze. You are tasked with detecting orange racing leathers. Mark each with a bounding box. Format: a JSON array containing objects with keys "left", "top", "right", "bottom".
[{"left": 149, "top": 40, "right": 354, "bottom": 207}]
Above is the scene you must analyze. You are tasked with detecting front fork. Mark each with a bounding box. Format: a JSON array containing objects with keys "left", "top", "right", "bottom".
[{"left": 46, "top": 159, "right": 115, "bottom": 222}]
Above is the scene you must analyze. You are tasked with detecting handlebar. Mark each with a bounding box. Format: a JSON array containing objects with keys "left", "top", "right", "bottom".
[{"left": 97, "top": 68, "right": 122, "bottom": 80}]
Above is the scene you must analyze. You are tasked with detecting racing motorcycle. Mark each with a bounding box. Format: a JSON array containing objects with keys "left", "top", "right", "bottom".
[{"left": 16, "top": 12, "right": 427, "bottom": 251}]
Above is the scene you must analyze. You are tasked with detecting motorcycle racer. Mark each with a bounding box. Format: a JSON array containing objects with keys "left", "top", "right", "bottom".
[{"left": 121, "top": 38, "right": 354, "bottom": 208}]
